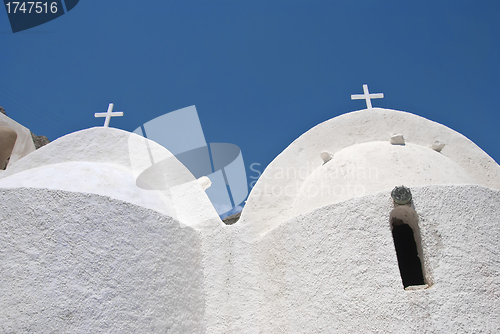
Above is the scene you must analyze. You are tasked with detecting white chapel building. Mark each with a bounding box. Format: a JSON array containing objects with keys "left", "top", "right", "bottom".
[{"left": 0, "top": 87, "right": 499, "bottom": 333}]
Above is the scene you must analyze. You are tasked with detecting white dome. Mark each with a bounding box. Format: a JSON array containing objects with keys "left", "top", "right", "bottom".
[
  {"left": 0, "top": 127, "right": 220, "bottom": 226},
  {"left": 292, "top": 141, "right": 475, "bottom": 217},
  {"left": 240, "top": 108, "right": 500, "bottom": 235}
]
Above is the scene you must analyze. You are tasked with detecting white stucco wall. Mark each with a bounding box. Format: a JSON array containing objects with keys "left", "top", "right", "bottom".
[
  {"left": 201, "top": 185, "right": 500, "bottom": 333},
  {"left": 0, "top": 116, "right": 498, "bottom": 333},
  {"left": 0, "top": 175, "right": 498, "bottom": 333},
  {"left": 239, "top": 108, "right": 500, "bottom": 235},
  {"left": 0, "top": 188, "right": 206, "bottom": 333}
]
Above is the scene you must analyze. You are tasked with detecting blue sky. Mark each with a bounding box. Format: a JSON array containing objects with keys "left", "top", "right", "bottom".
[{"left": 1, "top": 1, "right": 499, "bottom": 204}]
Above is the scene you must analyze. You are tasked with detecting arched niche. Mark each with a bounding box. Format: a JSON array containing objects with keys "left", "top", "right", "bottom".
[
  {"left": 0, "top": 126, "right": 17, "bottom": 170},
  {"left": 390, "top": 205, "right": 428, "bottom": 290}
]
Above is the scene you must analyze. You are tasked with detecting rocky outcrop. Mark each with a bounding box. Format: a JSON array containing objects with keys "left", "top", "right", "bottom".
[
  {"left": 0, "top": 106, "right": 6, "bottom": 115},
  {"left": 222, "top": 211, "right": 241, "bottom": 225},
  {"left": 31, "top": 132, "right": 50, "bottom": 149}
]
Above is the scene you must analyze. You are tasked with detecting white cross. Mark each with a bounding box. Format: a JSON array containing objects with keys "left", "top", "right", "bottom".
[
  {"left": 94, "top": 103, "right": 123, "bottom": 128},
  {"left": 351, "top": 84, "right": 384, "bottom": 109}
]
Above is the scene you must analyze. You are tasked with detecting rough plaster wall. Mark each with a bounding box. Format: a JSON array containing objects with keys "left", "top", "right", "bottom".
[
  {"left": 245, "top": 185, "right": 499, "bottom": 333},
  {"left": 0, "top": 183, "right": 497, "bottom": 333},
  {"left": 197, "top": 221, "right": 264, "bottom": 334},
  {"left": 0, "top": 188, "right": 206, "bottom": 333},
  {"left": 240, "top": 108, "right": 500, "bottom": 234}
]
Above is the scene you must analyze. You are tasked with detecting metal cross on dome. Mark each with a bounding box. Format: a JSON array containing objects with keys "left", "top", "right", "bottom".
[
  {"left": 351, "top": 84, "right": 384, "bottom": 109},
  {"left": 94, "top": 103, "right": 124, "bottom": 128}
]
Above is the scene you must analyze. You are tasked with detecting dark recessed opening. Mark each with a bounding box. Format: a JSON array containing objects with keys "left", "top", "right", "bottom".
[{"left": 392, "top": 219, "right": 425, "bottom": 288}]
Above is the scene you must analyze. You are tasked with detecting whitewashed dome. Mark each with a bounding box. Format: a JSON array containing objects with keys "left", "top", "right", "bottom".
[
  {"left": 240, "top": 108, "right": 500, "bottom": 235},
  {"left": 291, "top": 141, "right": 476, "bottom": 217},
  {"left": 0, "top": 127, "right": 220, "bottom": 226}
]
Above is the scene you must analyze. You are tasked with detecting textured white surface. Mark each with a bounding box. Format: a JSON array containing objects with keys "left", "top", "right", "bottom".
[
  {"left": 0, "top": 188, "right": 206, "bottom": 333},
  {"left": 240, "top": 108, "right": 500, "bottom": 235},
  {"left": 390, "top": 133, "right": 405, "bottom": 145},
  {"left": 201, "top": 185, "right": 500, "bottom": 333},
  {"left": 0, "top": 113, "right": 499, "bottom": 333},
  {"left": 291, "top": 141, "right": 476, "bottom": 218},
  {"left": 0, "top": 112, "right": 35, "bottom": 166},
  {"left": 0, "top": 179, "right": 498, "bottom": 333},
  {"left": 0, "top": 162, "right": 177, "bottom": 216},
  {"left": 0, "top": 127, "right": 220, "bottom": 226}
]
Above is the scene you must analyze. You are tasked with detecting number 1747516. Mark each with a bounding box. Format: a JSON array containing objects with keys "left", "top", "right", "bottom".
[{"left": 5, "top": 2, "right": 58, "bottom": 14}]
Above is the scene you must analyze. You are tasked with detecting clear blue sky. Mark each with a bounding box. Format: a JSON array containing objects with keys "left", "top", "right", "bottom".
[{"left": 2, "top": 1, "right": 499, "bottom": 191}]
